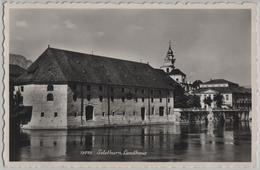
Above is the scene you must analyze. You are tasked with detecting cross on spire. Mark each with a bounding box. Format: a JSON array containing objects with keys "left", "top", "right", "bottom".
[{"left": 169, "top": 40, "right": 172, "bottom": 49}]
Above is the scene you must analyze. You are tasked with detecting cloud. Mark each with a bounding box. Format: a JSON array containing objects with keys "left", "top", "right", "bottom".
[
  {"left": 127, "top": 25, "right": 143, "bottom": 31},
  {"left": 97, "top": 32, "right": 105, "bottom": 37},
  {"left": 64, "top": 20, "right": 77, "bottom": 29},
  {"left": 51, "top": 24, "right": 60, "bottom": 30},
  {"left": 15, "top": 20, "right": 28, "bottom": 27}
]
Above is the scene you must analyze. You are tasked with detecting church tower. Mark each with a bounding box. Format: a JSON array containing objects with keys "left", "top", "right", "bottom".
[
  {"left": 161, "top": 41, "right": 186, "bottom": 84},
  {"left": 160, "top": 41, "right": 175, "bottom": 74}
]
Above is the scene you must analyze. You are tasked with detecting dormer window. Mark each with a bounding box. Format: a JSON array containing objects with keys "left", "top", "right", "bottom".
[
  {"left": 99, "top": 95, "right": 103, "bottom": 102},
  {"left": 47, "top": 84, "right": 54, "bottom": 91}
]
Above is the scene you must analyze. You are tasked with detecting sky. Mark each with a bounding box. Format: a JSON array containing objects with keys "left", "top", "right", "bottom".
[{"left": 9, "top": 9, "right": 251, "bottom": 86}]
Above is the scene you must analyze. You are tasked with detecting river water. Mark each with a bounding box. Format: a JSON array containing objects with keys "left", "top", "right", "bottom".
[{"left": 11, "top": 122, "right": 251, "bottom": 162}]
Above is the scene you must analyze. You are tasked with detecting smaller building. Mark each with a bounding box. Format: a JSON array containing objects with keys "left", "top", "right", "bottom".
[{"left": 195, "top": 79, "right": 251, "bottom": 110}]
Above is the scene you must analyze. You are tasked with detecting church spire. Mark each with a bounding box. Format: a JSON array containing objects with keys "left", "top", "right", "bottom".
[
  {"left": 161, "top": 40, "right": 176, "bottom": 73},
  {"left": 165, "top": 40, "right": 175, "bottom": 67}
]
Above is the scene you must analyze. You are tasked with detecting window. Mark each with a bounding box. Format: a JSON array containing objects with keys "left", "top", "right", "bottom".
[
  {"left": 168, "top": 98, "right": 170, "bottom": 103},
  {"left": 159, "top": 90, "right": 162, "bottom": 95},
  {"left": 135, "top": 97, "right": 138, "bottom": 102},
  {"left": 53, "top": 141, "right": 57, "bottom": 146},
  {"left": 160, "top": 98, "right": 162, "bottom": 103},
  {"left": 226, "top": 95, "right": 229, "bottom": 100},
  {"left": 47, "top": 84, "right": 54, "bottom": 91},
  {"left": 112, "top": 112, "right": 115, "bottom": 116},
  {"left": 41, "top": 112, "right": 44, "bottom": 117},
  {"left": 168, "top": 108, "right": 171, "bottom": 115},
  {"left": 47, "top": 93, "right": 54, "bottom": 101},
  {"left": 111, "top": 96, "right": 114, "bottom": 102},
  {"left": 151, "top": 98, "right": 154, "bottom": 103},
  {"left": 166, "top": 68, "right": 169, "bottom": 73},
  {"left": 21, "top": 86, "right": 24, "bottom": 92},
  {"left": 40, "top": 140, "right": 43, "bottom": 147},
  {"left": 111, "top": 87, "right": 114, "bottom": 92},
  {"left": 99, "top": 86, "right": 103, "bottom": 91},
  {"left": 54, "top": 112, "right": 58, "bottom": 117},
  {"left": 87, "top": 85, "right": 91, "bottom": 91},
  {"left": 73, "top": 94, "right": 77, "bottom": 101},
  {"left": 99, "top": 95, "right": 103, "bottom": 102},
  {"left": 135, "top": 89, "right": 138, "bottom": 93},
  {"left": 141, "top": 89, "right": 144, "bottom": 94},
  {"left": 102, "top": 112, "right": 105, "bottom": 117},
  {"left": 122, "top": 88, "right": 125, "bottom": 92},
  {"left": 87, "top": 95, "right": 91, "bottom": 101},
  {"left": 74, "top": 112, "right": 77, "bottom": 117},
  {"left": 176, "top": 78, "right": 179, "bottom": 82},
  {"left": 133, "top": 111, "right": 136, "bottom": 116},
  {"left": 122, "top": 96, "right": 125, "bottom": 102},
  {"left": 123, "top": 111, "right": 125, "bottom": 116},
  {"left": 151, "top": 90, "right": 153, "bottom": 94},
  {"left": 142, "top": 98, "right": 145, "bottom": 102},
  {"left": 152, "top": 107, "right": 154, "bottom": 115},
  {"left": 159, "top": 107, "right": 164, "bottom": 116}
]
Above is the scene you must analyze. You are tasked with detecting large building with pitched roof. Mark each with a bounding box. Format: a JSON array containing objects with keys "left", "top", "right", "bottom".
[
  {"left": 15, "top": 47, "right": 180, "bottom": 129},
  {"left": 195, "top": 79, "right": 251, "bottom": 110}
]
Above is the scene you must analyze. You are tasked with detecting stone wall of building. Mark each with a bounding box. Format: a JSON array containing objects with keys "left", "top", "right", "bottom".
[
  {"left": 20, "top": 84, "right": 68, "bottom": 129},
  {"left": 67, "top": 83, "right": 176, "bottom": 128}
]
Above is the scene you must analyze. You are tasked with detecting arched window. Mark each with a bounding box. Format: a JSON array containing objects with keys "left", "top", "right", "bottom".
[
  {"left": 47, "top": 93, "right": 54, "bottom": 101},
  {"left": 47, "top": 84, "right": 54, "bottom": 91}
]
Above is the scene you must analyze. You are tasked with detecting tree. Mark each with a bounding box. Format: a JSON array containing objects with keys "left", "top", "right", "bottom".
[
  {"left": 213, "top": 93, "right": 224, "bottom": 108},
  {"left": 203, "top": 96, "right": 213, "bottom": 107},
  {"left": 186, "top": 95, "right": 201, "bottom": 108},
  {"left": 192, "top": 80, "right": 203, "bottom": 90},
  {"left": 174, "top": 84, "right": 188, "bottom": 108}
]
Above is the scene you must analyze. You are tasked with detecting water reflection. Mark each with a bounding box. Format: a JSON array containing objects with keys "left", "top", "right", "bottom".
[{"left": 11, "top": 123, "right": 251, "bottom": 162}]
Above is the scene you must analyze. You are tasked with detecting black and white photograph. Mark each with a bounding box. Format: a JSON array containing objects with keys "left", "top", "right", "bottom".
[{"left": 3, "top": 2, "right": 258, "bottom": 167}]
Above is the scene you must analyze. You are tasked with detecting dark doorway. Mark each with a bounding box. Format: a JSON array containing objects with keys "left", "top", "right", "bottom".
[
  {"left": 85, "top": 105, "right": 94, "bottom": 121},
  {"left": 159, "top": 106, "right": 164, "bottom": 116},
  {"left": 141, "top": 107, "right": 145, "bottom": 120}
]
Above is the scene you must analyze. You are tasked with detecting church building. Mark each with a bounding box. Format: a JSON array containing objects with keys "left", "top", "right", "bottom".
[
  {"left": 160, "top": 42, "right": 191, "bottom": 92},
  {"left": 15, "top": 47, "right": 180, "bottom": 129}
]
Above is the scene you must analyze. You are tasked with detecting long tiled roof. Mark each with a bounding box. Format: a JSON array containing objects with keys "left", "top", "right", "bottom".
[
  {"left": 203, "top": 79, "right": 238, "bottom": 86},
  {"left": 16, "top": 47, "right": 178, "bottom": 89},
  {"left": 194, "top": 86, "right": 251, "bottom": 94}
]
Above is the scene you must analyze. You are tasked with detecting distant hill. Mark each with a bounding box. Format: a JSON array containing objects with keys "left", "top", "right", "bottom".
[
  {"left": 9, "top": 64, "right": 27, "bottom": 83},
  {"left": 10, "top": 54, "right": 32, "bottom": 69}
]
